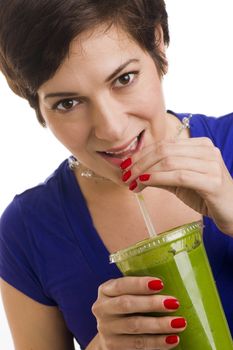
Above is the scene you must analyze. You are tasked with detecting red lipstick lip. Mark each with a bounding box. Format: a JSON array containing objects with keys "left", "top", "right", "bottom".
[
  {"left": 98, "top": 130, "right": 145, "bottom": 167},
  {"left": 98, "top": 135, "right": 139, "bottom": 153}
]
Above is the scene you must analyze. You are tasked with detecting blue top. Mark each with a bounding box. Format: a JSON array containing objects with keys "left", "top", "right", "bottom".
[{"left": 1, "top": 112, "right": 233, "bottom": 349}]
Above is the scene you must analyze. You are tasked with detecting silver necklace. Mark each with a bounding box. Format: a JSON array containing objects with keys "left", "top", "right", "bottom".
[{"left": 68, "top": 157, "right": 100, "bottom": 179}]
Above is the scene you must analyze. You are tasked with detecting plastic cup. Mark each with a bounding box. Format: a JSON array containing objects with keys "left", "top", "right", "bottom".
[{"left": 110, "top": 221, "right": 233, "bottom": 349}]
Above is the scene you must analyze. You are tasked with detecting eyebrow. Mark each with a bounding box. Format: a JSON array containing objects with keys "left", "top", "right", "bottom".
[
  {"left": 44, "top": 91, "right": 80, "bottom": 100},
  {"left": 44, "top": 58, "right": 139, "bottom": 100},
  {"left": 104, "top": 58, "right": 139, "bottom": 83}
]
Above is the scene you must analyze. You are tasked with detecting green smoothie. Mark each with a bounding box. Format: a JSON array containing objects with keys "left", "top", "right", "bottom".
[{"left": 110, "top": 221, "right": 233, "bottom": 349}]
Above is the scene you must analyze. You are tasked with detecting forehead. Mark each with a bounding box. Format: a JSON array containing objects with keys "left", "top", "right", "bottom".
[
  {"left": 39, "top": 24, "right": 146, "bottom": 94},
  {"left": 68, "top": 24, "right": 143, "bottom": 62}
]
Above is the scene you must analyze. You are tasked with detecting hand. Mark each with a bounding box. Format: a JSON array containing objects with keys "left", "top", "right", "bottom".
[
  {"left": 121, "top": 137, "right": 233, "bottom": 235},
  {"left": 92, "top": 276, "right": 186, "bottom": 350}
]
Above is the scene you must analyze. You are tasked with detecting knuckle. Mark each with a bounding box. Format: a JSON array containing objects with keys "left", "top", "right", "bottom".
[
  {"left": 134, "top": 335, "right": 146, "bottom": 349},
  {"left": 152, "top": 316, "right": 166, "bottom": 333},
  {"left": 110, "top": 278, "right": 123, "bottom": 295},
  {"left": 150, "top": 295, "right": 160, "bottom": 311},
  {"left": 96, "top": 319, "right": 102, "bottom": 333},
  {"left": 208, "top": 171, "right": 222, "bottom": 190},
  {"left": 96, "top": 319, "right": 108, "bottom": 335},
  {"left": 201, "top": 137, "right": 213, "bottom": 146},
  {"left": 97, "top": 284, "right": 103, "bottom": 296},
  {"left": 213, "top": 162, "right": 222, "bottom": 176},
  {"left": 104, "top": 337, "right": 116, "bottom": 350},
  {"left": 91, "top": 301, "right": 103, "bottom": 318},
  {"left": 100, "top": 278, "right": 117, "bottom": 296},
  {"left": 213, "top": 146, "right": 221, "bottom": 158},
  {"left": 127, "top": 316, "right": 141, "bottom": 334},
  {"left": 102, "top": 278, "right": 115, "bottom": 290},
  {"left": 162, "top": 156, "right": 175, "bottom": 169},
  {"left": 133, "top": 162, "right": 144, "bottom": 175},
  {"left": 91, "top": 302, "right": 98, "bottom": 316},
  {"left": 157, "top": 143, "right": 169, "bottom": 158},
  {"left": 176, "top": 170, "right": 188, "bottom": 183},
  {"left": 118, "top": 295, "right": 132, "bottom": 313},
  {"left": 213, "top": 175, "right": 222, "bottom": 188},
  {"left": 98, "top": 281, "right": 107, "bottom": 296}
]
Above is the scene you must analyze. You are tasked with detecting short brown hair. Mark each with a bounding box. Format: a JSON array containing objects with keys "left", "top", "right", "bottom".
[{"left": 0, "top": 0, "right": 169, "bottom": 125}]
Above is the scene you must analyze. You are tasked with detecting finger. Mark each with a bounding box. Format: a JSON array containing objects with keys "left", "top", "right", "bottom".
[
  {"left": 128, "top": 178, "right": 146, "bottom": 192},
  {"left": 173, "top": 136, "right": 214, "bottom": 146},
  {"left": 144, "top": 158, "right": 219, "bottom": 176},
  {"left": 135, "top": 170, "right": 221, "bottom": 195},
  {"left": 122, "top": 145, "right": 221, "bottom": 184},
  {"left": 128, "top": 158, "right": 221, "bottom": 193},
  {"left": 100, "top": 315, "right": 187, "bottom": 335},
  {"left": 122, "top": 137, "right": 217, "bottom": 170},
  {"left": 103, "top": 333, "right": 180, "bottom": 349},
  {"left": 99, "top": 277, "right": 164, "bottom": 297},
  {"left": 99, "top": 294, "right": 180, "bottom": 315}
]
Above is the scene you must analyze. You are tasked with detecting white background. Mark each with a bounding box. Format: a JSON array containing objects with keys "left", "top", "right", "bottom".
[{"left": 1, "top": 0, "right": 233, "bottom": 348}]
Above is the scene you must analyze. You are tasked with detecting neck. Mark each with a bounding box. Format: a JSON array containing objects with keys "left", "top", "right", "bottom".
[{"left": 74, "top": 165, "right": 132, "bottom": 198}]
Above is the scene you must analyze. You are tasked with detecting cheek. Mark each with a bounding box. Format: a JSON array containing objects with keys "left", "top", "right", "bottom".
[
  {"left": 47, "top": 120, "right": 89, "bottom": 151},
  {"left": 131, "top": 91, "right": 164, "bottom": 122},
  {"left": 39, "top": 105, "right": 88, "bottom": 151},
  {"left": 133, "top": 78, "right": 164, "bottom": 116}
]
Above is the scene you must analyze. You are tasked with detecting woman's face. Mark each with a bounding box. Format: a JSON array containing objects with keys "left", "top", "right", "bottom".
[{"left": 38, "top": 24, "right": 167, "bottom": 185}]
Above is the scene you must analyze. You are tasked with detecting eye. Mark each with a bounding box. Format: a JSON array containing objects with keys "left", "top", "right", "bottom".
[
  {"left": 114, "top": 72, "right": 138, "bottom": 88},
  {"left": 52, "top": 98, "right": 80, "bottom": 112}
]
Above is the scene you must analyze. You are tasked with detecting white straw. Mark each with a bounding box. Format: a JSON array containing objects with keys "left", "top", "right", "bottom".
[
  {"left": 134, "top": 114, "right": 192, "bottom": 238},
  {"left": 135, "top": 193, "right": 157, "bottom": 237}
]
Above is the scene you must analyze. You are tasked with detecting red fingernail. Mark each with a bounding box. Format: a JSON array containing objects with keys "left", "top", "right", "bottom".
[
  {"left": 120, "top": 158, "right": 132, "bottom": 170},
  {"left": 122, "top": 170, "right": 132, "bottom": 182},
  {"left": 129, "top": 180, "right": 137, "bottom": 191},
  {"left": 148, "top": 279, "right": 164, "bottom": 291},
  {"left": 163, "top": 298, "right": 180, "bottom": 310},
  {"left": 139, "top": 174, "right": 151, "bottom": 181},
  {"left": 165, "top": 335, "right": 179, "bottom": 345},
  {"left": 171, "top": 317, "right": 187, "bottom": 329}
]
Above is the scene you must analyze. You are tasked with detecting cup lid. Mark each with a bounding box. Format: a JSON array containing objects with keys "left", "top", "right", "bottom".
[{"left": 109, "top": 220, "right": 203, "bottom": 263}]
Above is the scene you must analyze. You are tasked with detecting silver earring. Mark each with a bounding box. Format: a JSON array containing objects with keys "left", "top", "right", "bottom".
[
  {"left": 68, "top": 156, "right": 109, "bottom": 181},
  {"left": 182, "top": 114, "right": 192, "bottom": 129},
  {"left": 68, "top": 156, "right": 81, "bottom": 170},
  {"left": 176, "top": 114, "right": 192, "bottom": 137}
]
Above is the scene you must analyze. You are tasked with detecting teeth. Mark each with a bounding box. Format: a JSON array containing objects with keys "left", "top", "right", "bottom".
[{"left": 105, "top": 137, "right": 138, "bottom": 155}]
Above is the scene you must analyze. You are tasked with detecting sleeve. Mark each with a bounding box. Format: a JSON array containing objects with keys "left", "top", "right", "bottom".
[
  {"left": 208, "top": 113, "right": 233, "bottom": 173},
  {"left": 0, "top": 197, "right": 56, "bottom": 306}
]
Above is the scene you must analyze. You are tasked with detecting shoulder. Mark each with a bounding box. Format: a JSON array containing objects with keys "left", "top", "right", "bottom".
[
  {"left": 191, "top": 112, "right": 233, "bottom": 168},
  {"left": 17, "top": 158, "right": 69, "bottom": 205},
  {"left": 173, "top": 111, "right": 233, "bottom": 141},
  {"left": 172, "top": 111, "right": 233, "bottom": 170},
  {"left": 1, "top": 159, "right": 69, "bottom": 220},
  {"left": 190, "top": 112, "right": 233, "bottom": 140},
  {"left": 0, "top": 159, "right": 73, "bottom": 305},
  {"left": 0, "top": 158, "right": 72, "bottom": 246}
]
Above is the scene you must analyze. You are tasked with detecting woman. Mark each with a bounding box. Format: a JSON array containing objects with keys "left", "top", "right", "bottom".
[{"left": 0, "top": 1, "right": 233, "bottom": 349}]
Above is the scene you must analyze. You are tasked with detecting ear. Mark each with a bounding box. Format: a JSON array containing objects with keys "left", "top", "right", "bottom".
[
  {"left": 155, "top": 25, "right": 166, "bottom": 53},
  {"left": 155, "top": 25, "right": 168, "bottom": 75}
]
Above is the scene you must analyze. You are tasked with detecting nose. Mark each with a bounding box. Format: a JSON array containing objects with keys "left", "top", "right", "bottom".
[{"left": 92, "top": 96, "right": 128, "bottom": 141}]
